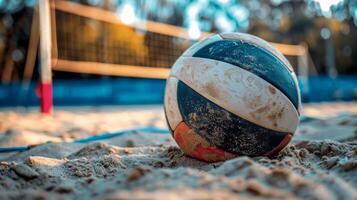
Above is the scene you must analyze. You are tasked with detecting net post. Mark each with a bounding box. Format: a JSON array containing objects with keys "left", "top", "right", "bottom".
[{"left": 39, "top": 0, "right": 53, "bottom": 114}]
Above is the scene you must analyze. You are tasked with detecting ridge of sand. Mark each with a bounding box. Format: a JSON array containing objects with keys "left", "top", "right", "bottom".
[{"left": 0, "top": 140, "right": 356, "bottom": 199}]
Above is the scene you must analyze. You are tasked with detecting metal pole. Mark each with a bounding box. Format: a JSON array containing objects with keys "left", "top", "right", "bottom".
[{"left": 38, "top": 0, "right": 53, "bottom": 114}]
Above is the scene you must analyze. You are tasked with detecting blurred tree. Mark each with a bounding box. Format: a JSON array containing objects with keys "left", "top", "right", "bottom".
[
  {"left": 0, "top": 0, "right": 356, "bottom": 82},
  {"left": 0, "top": 2, "right": 33, "bottom": 82}
]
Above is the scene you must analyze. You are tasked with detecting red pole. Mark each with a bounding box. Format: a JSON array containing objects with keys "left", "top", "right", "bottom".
[
  {"left": 39, "top": 0, "right": 53, "bottom": 114},
  {"left": 38, "top": 82, "right": 52, "bottom": 113}
]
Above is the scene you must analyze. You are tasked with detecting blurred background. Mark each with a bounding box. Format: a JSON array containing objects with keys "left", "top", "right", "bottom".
[{"left": 0, "top": 0, "right": 356, "bottom": 107}]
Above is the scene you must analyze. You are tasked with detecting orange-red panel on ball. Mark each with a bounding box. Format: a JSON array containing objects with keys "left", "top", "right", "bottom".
[{"left": 173, "top": 121, "right": 236, "bottom": 162}]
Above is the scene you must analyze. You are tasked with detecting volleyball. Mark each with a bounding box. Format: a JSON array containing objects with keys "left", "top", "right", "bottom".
[{"left": 164, "top": 32, "right": 301, "bottom": 162}]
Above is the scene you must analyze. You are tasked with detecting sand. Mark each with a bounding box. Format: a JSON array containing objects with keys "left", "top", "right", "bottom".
[{"left": 0, "top": 102, "right": 356, "bottom": 199}]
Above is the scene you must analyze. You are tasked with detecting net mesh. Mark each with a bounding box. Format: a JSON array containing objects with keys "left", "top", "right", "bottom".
[
  {"left": 55, "top": 10, "right": 193, "bottom": 69},
  {"left": 51, "top": 1, "right": 315, "bottom": 77}
]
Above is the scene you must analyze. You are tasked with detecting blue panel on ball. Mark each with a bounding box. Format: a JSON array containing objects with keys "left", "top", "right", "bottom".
[
  {"left": 177, "top": 81, "right": 289, "bottom": 156},
  {"left": 192, "top": 40, "right": 299, "bottom": 110}
]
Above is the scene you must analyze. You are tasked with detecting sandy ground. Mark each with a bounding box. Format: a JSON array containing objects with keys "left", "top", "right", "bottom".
[{"left": 0, "top": 102, "right": 356, "bottom": 199}]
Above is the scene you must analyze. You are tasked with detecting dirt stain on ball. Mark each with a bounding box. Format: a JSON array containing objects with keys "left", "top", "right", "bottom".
[
  {"left": 204, "top": 82, "right": 220, "bottom": 99},
  {"left": 268, "top": 86, "right": 276, "bottom": 95},
  {"left": 267, "top": 107, "right": 285, "bottom": 127}
]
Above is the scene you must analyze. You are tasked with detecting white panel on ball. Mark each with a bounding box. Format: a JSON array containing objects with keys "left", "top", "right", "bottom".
[
  {"left": 170, "top": 57, "right": 299, "bottom": 133},
  {"left": 164, "top": 77, "right": 182, "bottom": 130},
  {"left": 290, "top": 72, "right": 302, "bottom": 113}
]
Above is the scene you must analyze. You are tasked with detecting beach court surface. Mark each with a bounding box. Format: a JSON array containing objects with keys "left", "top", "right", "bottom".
[{"left": 0, "top": 102, "right": 356, "bottom": 199}]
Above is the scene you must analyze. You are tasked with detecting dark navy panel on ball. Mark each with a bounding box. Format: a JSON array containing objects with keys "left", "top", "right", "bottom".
[
  {"left": 192, "top": 40, "right": 299, "bottom": 110},
  {"left": 177, "top": 81, "right": 289, "bottom": 156}
]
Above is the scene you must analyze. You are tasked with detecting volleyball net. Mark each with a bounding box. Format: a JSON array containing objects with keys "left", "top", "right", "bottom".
[
  {"left": 51, "top": 0, "right": 210, "bottom": 79},
  {"left": 35, "top": 0, "right": 315, "bottom": 113}
]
